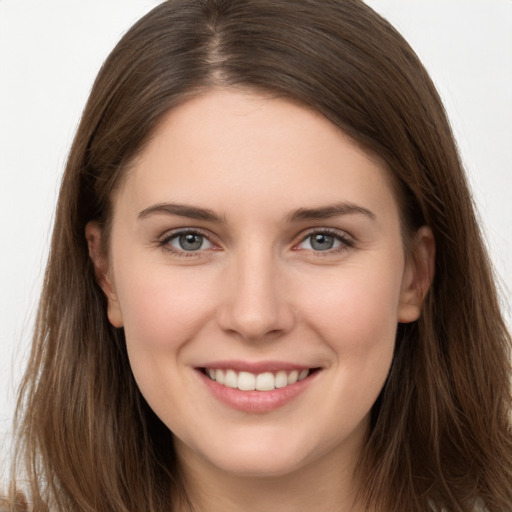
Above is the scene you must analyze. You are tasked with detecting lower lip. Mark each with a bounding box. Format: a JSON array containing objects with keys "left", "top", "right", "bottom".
[{"left": 197, "top": 369, "right": 319, "bottom": 413}]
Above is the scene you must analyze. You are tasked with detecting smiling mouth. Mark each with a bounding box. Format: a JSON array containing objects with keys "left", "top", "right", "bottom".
[{"left": 201, "top": 368, "right": 319, "bottom": 391}]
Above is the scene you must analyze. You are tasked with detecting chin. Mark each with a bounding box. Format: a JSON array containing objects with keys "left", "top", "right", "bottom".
[
  {"left": 176, "top": 426, "right": 340, "bottom": 480},
  {"left": 204, "top": 449, "right": 310, "bottom": 479}
]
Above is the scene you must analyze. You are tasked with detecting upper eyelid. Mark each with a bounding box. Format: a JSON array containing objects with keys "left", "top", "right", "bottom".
[
  {"left": 158, "top": 227, "right": 220, "bottom": 252},
  {"left": 157, "top": 226, "right": 354, "bottom": 250},
  {"left": 296, "top": 227, "right": 353, "bottom": 242},
  {"left": 293, "top": 228, "right": 355, "bottom": 254},
  {"left": 160, "top": 227, "right": 214, "bottom": 241}
]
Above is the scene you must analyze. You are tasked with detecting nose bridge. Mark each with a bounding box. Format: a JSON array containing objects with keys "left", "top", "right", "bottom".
[{"left": 217, "top": 241, "right": 294, "bottom": 340}]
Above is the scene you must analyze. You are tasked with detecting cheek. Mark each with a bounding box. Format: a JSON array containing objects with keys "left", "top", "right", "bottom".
[
  {"left": 301, "top": 258, "right": 404, "bottom": 351},
  {"left": 115, "top": 264, "right": 217, "bottom": 354},
  {"left": 295, "top": 253, "right": 404, "bottom": 419},
  {"left": 113, "top": 265, "right": 220, "bottom": 413},
  {"left": 322, "top": 267, "right": 402, "bottom": 402}
]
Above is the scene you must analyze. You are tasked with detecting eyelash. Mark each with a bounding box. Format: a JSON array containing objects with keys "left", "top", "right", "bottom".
[
  {"left": 295, "top": 228, "right": 354, "bottom": 256},
  {"left": 157, "top": 227, "right": 354, "bottom": 257},
  {"left": 158, "top": 228, "right": 217, "bottom": 258}
]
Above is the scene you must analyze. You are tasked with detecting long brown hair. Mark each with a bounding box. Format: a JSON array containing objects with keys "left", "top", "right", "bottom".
[{"left": 4, "top": 1, "right": 512, "bottom": 511}]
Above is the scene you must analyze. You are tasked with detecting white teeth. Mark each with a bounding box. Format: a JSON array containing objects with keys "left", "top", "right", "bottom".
[
  {"left": 298, "top": 369, "right": 309, "bottom": 381},
  {"left": 238, "top": 371, "right": 256, "bottom": 391},
  {"left": 288, "top": 370, "right": 299, "bottom": 385},
  {"left": 256, "top": 372, "right": 275, "bottom": 391},
  {"left": 205, "top": 368, "right": 311, "bottom": 391},
  {"left": 275, "top": 370, "right": 288, "bottom": 388},
  {"left": 224, "top": 369, "right": 237, "bottom": 388}
]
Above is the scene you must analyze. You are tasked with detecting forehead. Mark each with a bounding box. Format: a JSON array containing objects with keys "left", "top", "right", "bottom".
[{"left": 113, "top": 88, "right": 400, "bottom": 224}]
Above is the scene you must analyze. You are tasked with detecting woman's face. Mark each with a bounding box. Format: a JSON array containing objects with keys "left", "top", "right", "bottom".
[{"left": 88, "top": 89, "right": 431, "bottom": 480}]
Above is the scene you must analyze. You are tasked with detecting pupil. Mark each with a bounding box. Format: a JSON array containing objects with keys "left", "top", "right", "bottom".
[
  {"left": 179, "top": 233, "right": 202, "bottom": 251},
  {"left": 311, "top": 234, "right": 334, "bottom": 251}
]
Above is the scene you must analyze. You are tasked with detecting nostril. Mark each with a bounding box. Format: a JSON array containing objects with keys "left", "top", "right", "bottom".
[{"left": 216, "top": 305, "right": 296, "bottom": 342}]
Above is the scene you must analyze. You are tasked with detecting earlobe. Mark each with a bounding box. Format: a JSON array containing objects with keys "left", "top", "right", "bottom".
[
  {"left": 85, "top": 222, "right": 124, "bottom": 328},
  {"left": 398, "top": 226, "right": 436, "bottom": 323}
]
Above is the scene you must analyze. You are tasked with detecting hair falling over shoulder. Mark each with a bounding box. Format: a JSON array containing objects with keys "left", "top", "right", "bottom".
[{"left": 4, "top": 1, "right": 512, "bottom": 511}]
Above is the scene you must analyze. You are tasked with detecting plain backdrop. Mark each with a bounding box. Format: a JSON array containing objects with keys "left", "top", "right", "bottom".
[{"left": 1, "top": 0, "right": 511, "bottom": 476}]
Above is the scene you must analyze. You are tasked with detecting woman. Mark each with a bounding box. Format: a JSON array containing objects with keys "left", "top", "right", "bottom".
[{"left": 4, "top": 1, "right": 512, "bottom": 511}]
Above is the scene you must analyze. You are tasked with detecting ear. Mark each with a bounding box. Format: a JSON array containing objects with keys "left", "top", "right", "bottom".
[
  {"left": 85, "top": 221, "right": 124, "bottom": 328},
  {"left": 398, "top": 226, "right": 436, "bottom": 323}
]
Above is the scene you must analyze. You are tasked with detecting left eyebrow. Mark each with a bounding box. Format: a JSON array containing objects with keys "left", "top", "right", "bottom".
[{"left": 287, "top": 202, "right": 376, "bottom": 223}]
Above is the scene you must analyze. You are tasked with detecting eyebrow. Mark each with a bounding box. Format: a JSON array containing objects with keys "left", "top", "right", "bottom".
[
  {"left": 138, "top": 203, "right": 225, "bottom": 223},
  {"left": 137, "top": 201, "right": 376, "bottom": 224},
  {"left": 287, "top": 202, "right": 376, "bottom": 222}
]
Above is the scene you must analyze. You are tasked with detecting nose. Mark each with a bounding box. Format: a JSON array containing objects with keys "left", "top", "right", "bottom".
[{"left": 216, "top": 249, "right": 296, "bottom": 342}]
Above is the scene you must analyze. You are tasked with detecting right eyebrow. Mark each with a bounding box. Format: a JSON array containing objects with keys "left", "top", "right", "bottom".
[{"left": 137, "top": 202, "right": 226, "bottom": 223}]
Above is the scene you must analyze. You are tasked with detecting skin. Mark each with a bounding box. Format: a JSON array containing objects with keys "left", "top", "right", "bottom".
[{"left": 87, "top": 88, "right": 434, "bottom": 512}]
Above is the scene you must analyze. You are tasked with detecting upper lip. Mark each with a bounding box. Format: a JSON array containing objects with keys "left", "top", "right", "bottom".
[{"left": 198, "top": 360, "right": 315, "bottom": 374}]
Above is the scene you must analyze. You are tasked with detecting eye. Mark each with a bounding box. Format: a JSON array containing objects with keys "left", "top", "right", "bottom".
[
  {"left": 296, "top": 230, "right": 352, "bottom": 252},
  {"left": 164, "top": 231, "right": 213, "bottom": 252}
]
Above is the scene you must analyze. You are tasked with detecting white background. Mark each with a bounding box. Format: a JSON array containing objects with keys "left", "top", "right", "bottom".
[{"left": 1, "top": 1, "right": 511, "bottom": 478}]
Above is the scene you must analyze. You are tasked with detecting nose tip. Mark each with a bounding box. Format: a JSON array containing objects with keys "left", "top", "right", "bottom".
[
  {"left": 216, "top": 264, "right": 295, "bottom": 342},
  {"left": 221, "top": 305, "right": 281, "bottom": 341}
]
